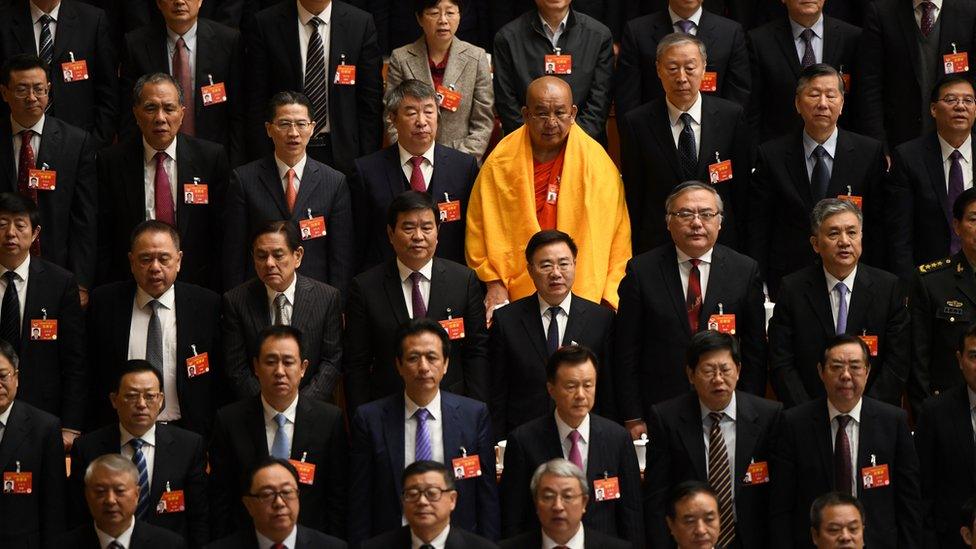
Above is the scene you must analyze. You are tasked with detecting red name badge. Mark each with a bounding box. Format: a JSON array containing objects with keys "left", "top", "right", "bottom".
[
  {"left": 861, "top": 464, "right": 890, "bottom": 489},
  {"left": 544, "top": 54, "right": 572, "bottom": 75},
  {"left": 546, "top": 183, "right": 559, "bottom": 205},
  {"left": 708, "top": 160, "right": 733, "bottom": 184},
  {"left": 156, "top": 490, "right": 185, "bottom": 513},
  {"left": 3, "top": 471, "right": 32, "bottom": 494},
  {"left": 29, "top": 319, "right": 57, "bottom": 341},
  {"left": 201, "top": 82, "right": 228, "bottom": 106},
  {"left": 438, "top": 200, "right": 461, "bottom": 223},
  {"left": 452, "top": 455, "right": 482, "bottom": 479},
  {"left": 593, "top": 476, "right": 621, "bottom": 502},
  {"left": 439, "top": 317, "right": 465, "bottom": 339},
  {"left": 837, "top": 194, "right": 863, "bottom": 209},
  {"left": 299, "top": 217, "right": 327, "bottom": 240},
  {"left": 186, "top": 352, "right": 210, "bottom": 378},
  {"left": 859, "top": 334, "right": 879, "bottom": 357},
  {"left": 707, "top": 314, "right": 736, "bottom": 335},
  {"left": 27, "top": 169, "right": 56, "bottom": 191},
  {"left": 61, "top": 60, "right": 89, "bottom": 82},
  {"left": 743, "top": 461, "right": 770, "bottom": 485},
  {"left": 436, "top": 85, "right": 462, "bottom": 112},
  {"left": 334, "top": 64, "right": 356, "bottom": 85},
  {"left": 701, "top": 71, "right": 718, "bottom": 92},
  {"left": 289, "top": 459, "right": 316, "bottom": 485},
  {"left": 945, "top": 52, "right": 970, "bottom": 74},
  {"left": 183, "top": 183, "right": 209, "bottom": 205}
]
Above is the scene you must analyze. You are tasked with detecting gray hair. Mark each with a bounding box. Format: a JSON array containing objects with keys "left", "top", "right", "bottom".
[
  {"left": 656, "top": 33, "right": 708, "bottom": 63},
  {"left": 664, "top": 181, "right": 724, "bottom": 217},
  {"left": 84, "top": 453, "right": 140, "bottom": 486},
  {"left": 132, "top": 72, "right": 184, "bottom": 107},
  {"left": 810, "top": 198, "right": 863, "bottom": 235},
  {"left": 796, "top": 63, "right": 846, "bottom": 96},
  {"left": 384, "top": 79, "right": 438, "bottom": 117},
  {"left": 0, "top": 339, "right": 19, "bottom": 370},
  {"left": 530, "top": 458, "right": 589, "bottom": 499}
]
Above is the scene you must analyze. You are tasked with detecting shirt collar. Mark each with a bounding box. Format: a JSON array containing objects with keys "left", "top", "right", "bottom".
[
  {"left": 823, "top": 266, "right": 857, "bottom": 294},
  {"left": 790, "top": 14, "right": 824, "bottom": 39},
  {"left": 968, "top": 387, "right": 976, "bottom": 412},
  {"left": 700, "top": 391, "right": 737, "bottom": 422},
  {"left": 10, "top": 114, "right": 45, "bottom": 138},
  {"left": 827, "top": 397, "right": 863, "bottom": 424},
  {"left": 134, "top": 282, "right": 176, "bottom": 311},
  {"left": 938, "top": 134, "right": 973, "bottom": 164},
  {"left": 30, "top": 2, "right": 60, "bottom": 23},
  {"left": 914, "top": 0, "right": 943, "bottom": 10},
  {"left": 120, "top": 423, "right": 157, "bottom": 449},
  {"left": 262, "top": 394, "right": 299, "bottom": 423},
  {"left": 397, "top": 258, "right": 434, "bottom": 283},
  {"left": 405, "top": 390, "right": 442, "bottom": 421},
  {"left": 537, "top": 292, "right": 573, "bottom": 318},
  {"left": 0, "top": 254, "right": 31, "bottom": 282},
  {"left": 397, "top": 142, "right": 436, "bottom": 169},
  {"left": 166, "top": 21, "right": 198, "bottom": 49},
  {"left": 274, "top": 153, "right": 308, "bottom": 182},
  {"left": 542, "top": 524, "right": 584, "bottom": 549},
  {"left": 0, "top": 400, "right": 14, "bottom": 427},
  {"left": 802, "top": 127, "right": 839, "bottom": 159},
  {"left": 538, "top": 11, "right": 569, "bottom": 35},
  {"left": 676, "top": 246, "right": 714, "bottom": 264},
  {"left": 412, "top": 524, "right": 450, "bottom": 549},
  {"left": 297, "top": 0, "right": 333, "bottom": 25},
  {"left": 265, "top": 273, "right": 298, "bottom": 307},
  {"left": 669, "top": 5, "right": 703, "bottom": 26},
  {"left": 666, "top": 93, "right": 703, "bottom": 127},
  {"left": 256, "top": 525, "right": 298, "bottom": 549},
  {"left": 143, "top": 137, "right": 178, "bottom": 165},
  {"left": 95, "top": 517, "right": 135, "bottom": 549},
  {"left": 554, "top": 409, "right": 590, "bottom": 444}
]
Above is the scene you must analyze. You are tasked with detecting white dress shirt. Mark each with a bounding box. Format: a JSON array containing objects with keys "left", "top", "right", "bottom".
[
  {"left": 540, "top": 11, "right": 570, "bottom": 49},
  {"left": 701, "top": 392, "right": 737, "bottom": 502},
  {"left": 0, "top": 255, "right": 30, "bottom": 326},
  {"left": 166, "top": 22, "right": 198, "bottom": 93},
  {"left": 95, "top": 517, "right": 135, "bottom": 549},
  {"left": 128, "top": 285, "right": 180, "bottom": 421},
  {"left": 10, "top": 115, "right": 44, "bottom": 173},
  {"left": 412, "top": 524, "right": 450, "bottom": 549},
  {"left": 398, "top": 143, "right": 436, "bottom": 190},
  {"left": 803, "top": 128, "right": 838, "bottom": 183},
  {"left": 142, "top": 138, "right": 178, "bottom": 220},
  {"left": 938, "top": 133, "right": 974, "bottom": 193},
  {"left": 828, "top": 398, "right": 862, "bottom": 496},
  {"left": 30, "top": 2, "right": 60, "bottom": 53},
  {"left": 676, "top": 246, "right": 713, "bottom": 302},
  {"left": 669, "top": 6, "right": 703, "bottom": 34},
  {"left": 790, "top": 15, "right": 825, "bottom": 65},
  {"left": 666, "top": 93, "right": 703, "bottom": 155},
  {"left": 914, "top": 0, "right": 943, "bottom": 28},
  {"left": 266, "top": 274, "right": 298, "bottom": 325},
  {"left": 256, "top": 525, "right": 297, "bottom": 549},
  {"left": 262, "top": 395, "right": 298, "bottom": 456},
  {"left": 824, "top": 267, "right": 857, "bottom": 330},
  {"left": 398, "top": 259, "right": 433, "bottom": 319},
  {"left": 120, "top": 424, "right": 157, "bottom": 489},
  {"left": 543, "top": 524, "right": 585, "bottom": 549},
  {"left": 539, "top": 293, "right": 572, "bottom": 347},
  {"left": 0, "top": 401, "right": 14, "bottom": 445},
  {"left": 555, "top": 410, "right": 590, "bottom": 474},
  {"left": 297, "top": 1, "right": 332, "bottom": 133},
  {"left": 404, "top": 391, "right": 445, "bottom": 464},
  {"left": 275, "top": 153, "right": 308, "bottom": 196}
]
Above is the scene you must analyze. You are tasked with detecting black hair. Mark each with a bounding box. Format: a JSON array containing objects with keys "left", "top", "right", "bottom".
[
  {"left": 0, "top": 54, "right": 49, "bottom": 85},
  {"left": 402, "top": 459, "right": 456, "bottom": 491},
  {"left": 796, "top": 62, "right": 846, "bottom": 95},
  {"left": 953, "top": 187, "right": 976, "bottom": 221},
  {"left": 114, "top": 359, "right": 164, "bottom": 393},
  {"left": 525, "top": 230, "right": 578, "bottom": 264},
  {"left": 257, "top": 324, "right": 304, "bottom": 349},
  {"left": 810, "top": 492, "right": 865, "bottom": 530},
  {"left": 666, "top": 480, "right": 716, "bottom": 519},
  {"left": 266, "top": 91, "right": 314, "bottom": 123},
  {"left": 545, "top": 344, "right": 599, "bottom": 382},
  {"left": 820, "top": 334, "right": 871, "bottom": 366},
  {"left": 414, "top": 0, "right": 462, "bottom": 17},
  {"left": 386, "top": 190, "right": 440, "bottom": 230},
  {"left": 242, "top": 457, "right": 300, "bottom": 494},
  {"left": 930, "top": 72, "right": 975, "bottom": 103},
  {"left": 130, "top": 220, "right": 181, "bottom": 251},
  {"left": 686, "top": 330, "right": 741, "bottom": 370},
  {"left": 0, "top": 192, "right": 40, "bottom": 229},
  {"left": 251, "top": 220, "right": 302, "bottom": 253},
  {"left": 394, "top": 318, "right": 451, "bottom": 360}
]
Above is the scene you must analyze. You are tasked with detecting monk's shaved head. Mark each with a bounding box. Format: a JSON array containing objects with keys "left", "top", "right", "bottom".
[
  {"left": 525, "top": 76, "right": 574, "bottom": 109},
  {"left": 522, "top": 77, "right": 578, "bottom": 162}
]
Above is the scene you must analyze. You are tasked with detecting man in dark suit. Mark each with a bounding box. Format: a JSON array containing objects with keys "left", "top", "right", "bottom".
[
  {"left": 59, "top": 453, "right": 187, "bottom": 547},
  {"left": 362, "top": 460, "right": 498, "bottom": 549},
  {"left": 619, "top": 33, "right": 751, "bottom": 254},
  {"left": 350, "top": 318, "right": 498, "bottom": 544},
  {"left": 746, "top": 0, "right": 860, "bottom": 143},
  {"left": 0, "top": 192, "right": 85, "bottom": 449},
  {"left": 770, "top": 334, "right": 922, "bottom": 548},
  {"left": 223, "top": 221, "right": 342, "bottom": 402},
  {"left": 88, "top": 220, "right": 221, "bottom": 436},
  {"left": 351, "top": 79, "right": 478, "bottom": 269},
  {"left": 206, "top": 457, "right": 347, "bottom": 549},
  {"left": 644, "top": 330, "right": 783, "bottom": 548},
  {"left": 489, "top": 0, "right": 627, "bottom": 42},
  {"left": 118, "top": 0, "right": 245, "bottom": 165},
  {"left": 889, "top": 74, "right": 976, "bottom": 279},
  {"left": 244, "top": 0, "right": 383, "bottom": 174},
  {"left": 769, "top": 198, "right": 909, "bottom": 409},
  {"left": 614, "top": 182, "right": 766, "bottom": 441},
  {"left": 616, "top": 0, "right": 750, "bottom": 119},
  {"left": 749, "top": 64, "right": 886, "bottom": 296},
  {"left": 915, "top": 322, "right": 976, "bottom": 549},
  {"left": 857, "top": 0, "right": 976, "bottom": 150},
  {"left": 223, "top": 91, "right": 353, "bottom": 294},
  {"left": 345, "top": 192, "right": 487, "bottom": 413},
  {"left": 809, "top": 492, "right": 866, "bottom": 549},
  {"left": 70, "top": 360, "right": 208, "bottom": 546},
  {"left": 209, "top": 325, "right": 347, "bottom": 539},
  {"left": 0, "top": 0, "right": 118, "bottom": 147},
  {"left": 500, "top": 458, "right": 631, "bottom": 548},
  {"left": 97, "top": 72, "right": 229, "bottom": 291},
  {"left": 0, "top": 54, "right": 96, "bottom": 297},
  {"left": 500, "top": 345, "right": 642, "bottom": 546},
  {"left": 0, "top": 340, "right": 66, "bottom": 549},
  {"left": 490, "top": 229, "right": 614, "bottom": 439}
]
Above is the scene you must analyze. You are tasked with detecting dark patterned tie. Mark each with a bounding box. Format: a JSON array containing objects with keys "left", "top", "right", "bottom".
[
  {"left": 0, "top": 272, "right": 20, "bottom": 354},
  {"left": 834, "top": 415, "right": 853, "bottom": 495},
  {"left": 145, "top": 300, "right": 164, "bottom": 392},
  {"left": 546, "top": 306, "right": 561, "bottom": 355},
  {"left": 16, "top": 131, "right": 40, "bottom": 257},
  {"left": 678, "top": 113, "right": 698, "bottom": 180},
  {"left": 410, "top": 272, "right": 426, "bottom": 319},
  {"left": 811, "top": 145, "right": 830, "bottom": 201},
  {"left": 708, "top": 412, "right": 736, "bottom": 547},
  {"left": 949, "top": 149, "right": 965, "bottom": 254},
  {"left": 304, "top": 17, "right": 328, "bottom": 127},
  {"left": 130, "top": 438, "right": 151, "bottom": 518},
  {"left": 686, "top": 259, "right": 702, "bottom": 332},
  {"left": 800, "top": 28, "right": 816, "bottom": 68},
  {"left": 415, "top": 408, "right": 432, "bottom": 461},
  {"left": 920, "top": 1, "right": 936, "bottom": 37}
]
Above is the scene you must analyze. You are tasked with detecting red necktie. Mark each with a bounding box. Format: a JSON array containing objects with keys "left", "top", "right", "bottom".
[
  {"left": 153, "top": 152, "right": 175, "bottom": 224},
  {"left": 686, "top": 258, "right": 702, "bottom": 332},
  {"left": 172, "top": 36, "right": 194, "bottom": 135},
  {"left": 834, "top": 415, "right": 853, "bottom": 495},
  {"left": 409, "top": 156, "right": 426, "bottom": 192},
  {"left": 16, "top": 130, "right": 40, "bottom": 256}
]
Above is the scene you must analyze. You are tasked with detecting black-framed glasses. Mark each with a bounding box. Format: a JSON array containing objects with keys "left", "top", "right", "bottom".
[
  {"left": 246, "top": 487, "right": 299, "bottom": 504},
  {"left": 403, "top": 486, "right": 455, "bottom": 502}
]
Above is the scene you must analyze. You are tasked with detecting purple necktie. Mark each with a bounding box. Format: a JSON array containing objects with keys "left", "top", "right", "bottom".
[
  {"left": 835, "top": 282, "right": 849, "bottom": 335},
  {"left": 949, "top": 149, "right": 964, "bottom": 254},
  {"left": 920, "top": 1, "right": 936, "bottom": 37},
  {"left": 675, "top": 19, "right": 696, "bottom": 34},
  {"left": 414, "top": 408, "right": 432, "bottom": 462},
  {"left": 410, "top": 271, "right": 426, "bottom": 319},
  {"left": 568, "top": 430, "right": 583, "bottom": 470},
  {"left": 800, "top": 28, "right": 816, "bottom": 68}
]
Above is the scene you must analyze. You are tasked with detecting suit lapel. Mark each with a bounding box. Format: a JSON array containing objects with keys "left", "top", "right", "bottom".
[
  {"left": 290, "top": 275, "right": 313, "bottom": 335},
  {"left": 174, "top": 135, "right": 193, "bottom": 236},
  {"left": 822, "top": 17, "right": 842, "bottom": 70},
  {"left": 677, "top": 396, "right": 708, "bottom": 479},
  {"left": 247, "top": 280, "right": 271, "bottom": 338},
  {"left": 404, "top": 39, "right": 430, "bottom": 81},
  {"left": 258, "top": 157, "right": 290, "bottom": 218},
  {"left": 787, "top": 132, "right": 814, "bottom": 207},
  {"left": 518, "top": 296, "right": 549, "bottom": 364},
  {"left": 733, "top": 393, "right": 760, "bottom": 484},
  {"left": 951, "top": 388, "right": 976, "bottom": 486},
  {"left": 382, "top": 394, "right": 407, "bottom": 497},
  {"left": 894, "top": 0, "right": 923, "bottom": 88},
  {"left": 50, "top": 1, "right": 75, "bottom": 64},
  {"left": 650, "top": 102, "right": 685, "bottom": 180},
  {"left": 291, "top": 397, "right": 312, "bottom": 459},
  {"left": 383, "top": 260, "right": 411, "bottom": 326},
  {"left": 173, "top": 284, "right": 192, "bottom": 404},
  {"left": 846, "top": 267, "right": 873, "bottom": 334},
  {"left": 124, "top": 139, "right": 147, "bottom": 223},
  {"left": 292, "top": 161, "right": 322, "bottom": 219},
  {"left": 382, "top": 145, "right": 409, "bottom": 198},
  {"left": 427, "top": 144, "right": 449, "bottom": 201},
  {"left": 773, "top": 18, "right": 802, "bottom": 79},
  {"left": 192, "top": 21, "right": 216, "bottom": 113},
  {"left": 812, "top": 401, "right": 835, "bottom": 487},
  {"left": 20, "top": 259, "right": 45, "bottom": 344},
  {"left": 802, "top": 267, "right": 835, "bottom": 337},
  {"left": 0, "top": 403, "right": 30, "bottom": 472},
  {"left": 10, "top": 5, "right": 35, "bottom": 55},
  {"left": 278, "top": 2, "right": 302, "bottom": 87},
  {"left": 585, "top": 416, "right": 609, "bottom": 477},
  {"left": 826, "top": 130, "right": 857, "bottom": 198},
  {"left": 247, "top": 396, "right": 270, "bottom": 458},
  {"left": 562, "top": 294, "right": 590, "bottom": 346},
  {"left": 697, "top": 97, "right": 718, "bottom": 175},
  {"left": 661, "top": 248, "right": 692, "bottom": 337},
  {"left": 700, "top": 247, "right": 727, "bottom": 327},
  {"left": 116, "top": 283, "right": 137, "bottom": 379},
  {"left": 441, "top": 41, "right": 470, "bottom": 90},
  {"left": 151, "top": 424, "right": 175, "bottom": 495},
  {"left": 146, "top": 25, "right": 170, "bottom": 75},
  {"left": 426, "top": 259, "right": 448, "bottom": 319},
  {"left": 441, "top": 393, "right": 461, "bottom": 461},
  {"left": 34, "top": 117, "right": 61, "bottom": 172}
]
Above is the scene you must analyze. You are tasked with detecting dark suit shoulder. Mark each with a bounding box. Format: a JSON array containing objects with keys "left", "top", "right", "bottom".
[
  {"left": 232, "top": 156, "right": 277, "bottom": 181},
  {"left": 157, "top": 422, "right": 205, "bottom": 446},
  {"left": 499, "top": 530, "right": 538, "bottom": 548},
  {"left": 569, "top": 293, "right": 612, "bottom": 320},
  {"left": 588, "top": 412, "right": 631, "bottom": 441},
  {"left": 736, "top": 390, "right": 784, "bottom": 417},
  {"left": 857, "top": 263, "right": 900, "bottom": 286},
  {"left": 824, "top": 14, "right": 862, "bottom": 37},
  {"left": 861, "top": 395, "right": 909, "bottom": 421},
  {"left": 298, "top": 396, "right": 345, "bottom": 423},
  {"left": 331, "top": 0, "right": 375, "bottom": 23},
  {"left": 433, "top": 143, "right": 479, "bottom": 166},
  {"left": 45, "top": 115, "right": 90, "bottom": 143},
  {"left": 175, "top": 281, "right": 220, "bottom": 302},
  {"left": 361, "top": 525, "right": 410, "bottom": 549},
  {"left": 296, "top": 274, "right": 341, "bottom": 300},
  {"left": 442, "top": 390, "right": 489, "bottom": 415},
  {"left": 838, "top": 128, "right": 884, "bottom": 153},
  {"left": 9, "top": 399, "right": 61, "bottom": 431},
  {"left": 215, "top": 395, "right": 262, "bottom": 423},
  {"left": 31, "top": 256, "right": 76, "bottom": 284},
  {"left": 621, "top": 97, "right": 666, "bottom": 128},
  {"left": 203, "top": 529, "right": 255, "bottom": 549},
  {"left": 224, "top": 277, "right": 266, "bottom": 304},
  {"left": 712, "top": 244, "right": 759, "bottom": 271},
  {"left": 628, "top": 242, "right": 677, "bottom": 271},
  {"left": 353, "top": 391, "right": 400, "bottom": 420},
  {"left": 297, "top": 524, "right": 348, "bottom": 548},
  {"left": 350, "top": 259, "right": 390, "bottom": 288},
  {"left": 508, "top": 413, "right": 555, "bottom": 441},
  {"left": 199, "top": 17, "right": 240, "bottom": 42},
  {"left": 305, "top": 157, "right": 347, "bottom": 183},
  {"left": 449, "top": 526, "right": 499, "bottom": 548},
  {"left": 701, "top": 93, "right": 745, "bottom": 117},
  {"left": 490, "top": 294, "right": 536, "bottom": 325},
  {"left": 757, "top": 131, "right": 798, "bottom": 156},
  {"left": 893, "top": 132, "right": 936, "bottom": 159},
  {"left": 179, "top": 133, "right": 227, "bottom": 156},
  {"left": 778, "top": 263, "right": 825, "bottom": 288},
  {"left": 919, "top": 383, "right": 968, "bottom": 416},
  {"left": 98, "top": 136, "right": 142, "bottom": 162},
  {"left": 583, "top": 526, "right": 631, "bottom": 548},
  {"left": 652, "top": 391, "right": 701, "bottom": 420},
  {"left": 132, "top": 520, "right": 189, "bottom": 547},
  {"left": 783, "top": 397, "right": 827, "bottom": 423},
  {"left": 433, "top": 257, "right": 479, "bottom": 279}
]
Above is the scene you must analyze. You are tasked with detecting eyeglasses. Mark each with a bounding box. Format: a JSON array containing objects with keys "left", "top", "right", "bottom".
[
  {"left": 273, "top": 120, "right": 312, "bottom": 131},
  {"left": 537, "top": 491, "right": 584, "bottom": 505},
  {"left": 941, "top": 95, "right": 976, "bottom": 107},
  {"left": 247, "top": 487, "right": 299, "bottom": 504},
  {"left": 10, "top": 85, "right": 49, "bottom": 99},
  {"left": 668, "top": 210, "right": 722, "bottom": 223},
  {"left": 533, "top": 261, "right": 574, "bottom": 274},
  {"left": 825, "top": 363, "right": 867, "bottom": 375},
  {"left": 696, "top": 366, "right": 737, "bottom": 379},
  {"left": 423, "top": 8, "right": 460, "bottom": 20},
  {"left": 403, "top": 486, "right": 455, "bottom": 502},
  {"left": 529, "top": 112, "right": 573, "bottom": 123},
  {"left": 119, "top": 391, "right": 163, "bottom": 405}
]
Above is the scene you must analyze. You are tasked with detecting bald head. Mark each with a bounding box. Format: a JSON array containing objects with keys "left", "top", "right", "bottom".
[{"left": 521, "top": 77, "right": 577, "bottom": 162}]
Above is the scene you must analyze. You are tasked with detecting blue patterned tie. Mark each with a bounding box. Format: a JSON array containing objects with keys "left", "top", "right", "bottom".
[
  {"left": 414, "top": 408, "right": 432, "bottom": 462},
  {"left": 304, "top": 17, "right": 327, "bottom": 128},
  {"left": 130, "top": 438, "right": 150, "bottom": 519},
  {"left": 271, "top": 413, "right": 290, "bottom": 459},
  {"left": 675, "top": 19, "right": 696, "bottom": 34}
]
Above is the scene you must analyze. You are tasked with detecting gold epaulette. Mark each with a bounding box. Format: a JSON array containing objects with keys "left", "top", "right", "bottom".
[{"left": 919, "top": 257, "right": 952, "bottom": 274}]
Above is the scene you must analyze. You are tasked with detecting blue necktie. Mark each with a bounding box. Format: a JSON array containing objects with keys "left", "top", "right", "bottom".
[
  {"left": 415, "top": 408, "right": 432, "bottom": 462},
  {"left": 546, "top": 306, "right": 561, "bottom": 355},
  {"left": 38, "top": 14, "right": 53, "bottom": 66},
  {"left": 130, "top": 438, "right": 150, "bottom": 519},
  {"left": 271, "top": 413, "right": 289, "bottom": 459}
]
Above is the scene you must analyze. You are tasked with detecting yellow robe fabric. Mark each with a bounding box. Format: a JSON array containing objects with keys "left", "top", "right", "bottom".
[{"left": 465, "top": 124, "right": 632, "bottom": 308}]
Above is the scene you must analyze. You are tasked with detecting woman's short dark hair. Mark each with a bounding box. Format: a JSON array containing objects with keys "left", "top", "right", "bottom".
[{"left": 414, "top": 0, "right": 462, "bottom": 17}]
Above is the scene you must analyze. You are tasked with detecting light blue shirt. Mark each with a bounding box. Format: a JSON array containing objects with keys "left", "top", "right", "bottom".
[
  {"left": 802, "top": 128, "right": 838, "bottom": 182},
  {"left": 790, "top": 15, "right": 824, "bottom": 65}
]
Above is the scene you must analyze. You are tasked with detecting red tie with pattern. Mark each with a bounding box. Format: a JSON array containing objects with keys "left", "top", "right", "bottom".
[
  {"left": 172, "top": 36, "right": 194, "bottom": 135},
  {"left": 16, "top": 130, "right": 40, "bottom": 255},
  {"left": 409, "top": 156, "right": 426, "bottom": 191},
  {"left": 686, "top": 258, "right": 702, "bottom": 332},
  {"left": 153, "top": 152, "right": 175, "bottom": 224}
]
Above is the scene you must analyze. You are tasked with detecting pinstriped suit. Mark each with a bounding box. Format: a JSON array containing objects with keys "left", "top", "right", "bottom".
[{"left": 221, "top": 274, "right": 342, "bottom": 402}]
